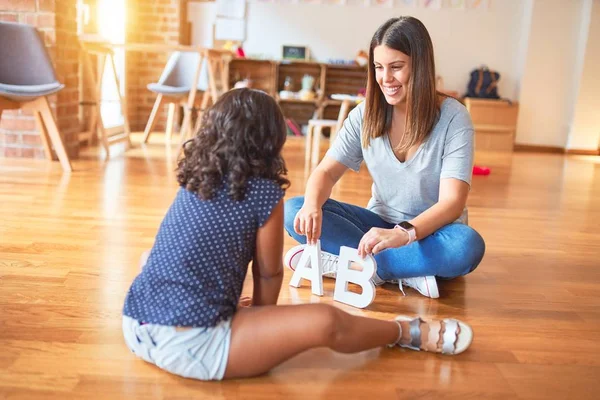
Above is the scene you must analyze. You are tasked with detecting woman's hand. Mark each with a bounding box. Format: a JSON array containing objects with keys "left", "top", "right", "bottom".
[
  {"left": 293, "top": 205, "right": 323, "bottom": 245},
  {"left": 358, "top": 227, "right": 409, "bottom": 258}
]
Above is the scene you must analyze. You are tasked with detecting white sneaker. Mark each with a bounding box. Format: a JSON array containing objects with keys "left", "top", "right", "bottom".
[
  {"left": 284, "top": 244, "right": 339, "bottom": 278},
  {"left": 400, "top": 276, "right": 439, "bottom": 298}
]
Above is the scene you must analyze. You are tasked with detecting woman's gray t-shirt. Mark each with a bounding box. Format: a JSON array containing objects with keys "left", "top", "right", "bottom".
[{"left": 326, "top": 98, "right": 474, "bottom": 225}]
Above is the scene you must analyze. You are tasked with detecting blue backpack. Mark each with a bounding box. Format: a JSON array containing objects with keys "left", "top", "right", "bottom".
[{"left": 466, "top": 67, "right": 500, "bottom": 99}]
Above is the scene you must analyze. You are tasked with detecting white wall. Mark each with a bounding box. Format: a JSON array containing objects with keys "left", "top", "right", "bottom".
[
  {"left": 242, "top": 0, "right": 526, "bottom": 98},
  {"left": 189, "top": 0, "right": 600, "bottom": 150},
  {"left": 515, "top": 0, "right": 586, "bottom": 147},
  {"left": 567, "top": 0, "right": 600, "bottom": 151}
]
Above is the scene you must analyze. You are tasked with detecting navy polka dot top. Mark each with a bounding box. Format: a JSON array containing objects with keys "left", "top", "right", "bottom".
[{"left": 123, "top": 178, "right": 284, "bottom": 327}]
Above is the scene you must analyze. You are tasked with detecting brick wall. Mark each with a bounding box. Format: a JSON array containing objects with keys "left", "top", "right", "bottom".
[
  {"left": 54, "top": 0, "right": 81, "bottom": 158},
  {"left": 126, "top": 0, "right": 184, "bottom": 132},
  {"left": 0, "top": 0, "right": 81, "bottom": 159},
  {"left": 1, "top": 0, "right": 189, "bottom": 158}
]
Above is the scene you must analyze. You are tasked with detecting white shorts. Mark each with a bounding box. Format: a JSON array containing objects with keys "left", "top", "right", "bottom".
[{"left": 122, "top": 315, "right": 232, "bottom": 381}]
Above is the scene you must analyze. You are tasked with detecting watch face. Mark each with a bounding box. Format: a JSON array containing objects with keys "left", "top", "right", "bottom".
[{"left": 398, "top": 221, "right": 414, "bottom": 230}]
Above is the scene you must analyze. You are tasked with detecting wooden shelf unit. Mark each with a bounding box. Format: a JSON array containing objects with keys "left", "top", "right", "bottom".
[
  {"left": 228, "top": 59, "right": 277, "bottom": 96},
  {"left": 228, "top": 59, "right": 367, "bottom": 126},
  {"left": 277, "top": 61, "right": 323, "bottom": 94}
]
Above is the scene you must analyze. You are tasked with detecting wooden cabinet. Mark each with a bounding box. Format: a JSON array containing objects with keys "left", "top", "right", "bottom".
[
  {"left": 228, "top": 59, "right": 367, "bottom": 126},
  {"left": 464, "top": 98, "right": 520, "bottom": 152}
]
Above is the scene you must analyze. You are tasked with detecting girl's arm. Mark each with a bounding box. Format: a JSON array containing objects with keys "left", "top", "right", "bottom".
[{"left": 251, "top": 199, "right": 285, "bottom": 306}]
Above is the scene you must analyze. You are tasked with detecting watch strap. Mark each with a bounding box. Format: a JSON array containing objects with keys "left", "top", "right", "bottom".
[{"left": 394, "top": 223, "right": 417, "bottom": 244}]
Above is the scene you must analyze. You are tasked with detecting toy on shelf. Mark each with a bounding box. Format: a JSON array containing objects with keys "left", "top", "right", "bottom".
[
  {"left": 299, "top": 74, "right": 315, "bottom": 101},
  {"left": 222, "top": 41, "right": 245, "bottom": 58},
  {"left": 355, "top": 50, "right": 368, "bottom": 67},
  {"left": 285, "top": 118, "right": 303, "bottom": 137},
  {"left": 222, "top": 41, "right": 235, "bottom": 52},
  {"left": 279, "top": 76, "right": 295, "bottom": 99},
  {"left": 234, "top": 78, "right": 252, "bottom": 89}
]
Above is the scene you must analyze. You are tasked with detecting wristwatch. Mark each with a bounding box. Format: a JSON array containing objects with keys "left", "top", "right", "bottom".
[{"left": 394, "top": 221, "right": 417, "bottom": 245}]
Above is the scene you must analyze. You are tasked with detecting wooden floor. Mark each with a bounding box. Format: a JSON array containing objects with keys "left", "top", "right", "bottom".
[{"left": 1, "top": 135, "right": 599, "bottom": 399}]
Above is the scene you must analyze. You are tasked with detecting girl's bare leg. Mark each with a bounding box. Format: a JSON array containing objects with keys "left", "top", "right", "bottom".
[{"left": 224, "top": 303, "right": 400, "bottom": 379}]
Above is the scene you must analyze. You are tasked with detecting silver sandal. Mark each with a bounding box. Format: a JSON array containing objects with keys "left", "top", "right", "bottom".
[{"left": 393, "top": 316, "right": 473, "bottom": 355}]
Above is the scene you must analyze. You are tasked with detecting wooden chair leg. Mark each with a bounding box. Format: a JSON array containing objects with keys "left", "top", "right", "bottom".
[
  {"left": 88, "top": 104, "right": 98, "bottom": 145},
  {"left": 34, "top": 110, "right": 53, "bottom": 160},
  {"left": 186, "top": 90, "right": 211, "bottom": 144},
  {"left": 207, "top": 57, "right": 219, "bottom": 104},
  {"left": 38, "top": 97, "right": 73, "bottom": 172},
  {"left": 200, "top": 89, "right": 211, "bottom": 110},
  {"left": 96, "top": 107, "right": 110, "bottom": 158},
  {"left": 81, "top": 47, "right": 101, "bottom": 148},
  {"left": 178, "top": 91, "right": 207, "bottom": 152},
  {"left": 329, "top": 126, "right": 338, "bottom": 148},
  {"left": 193, "top": 108, "right": 204, "bottom": 137},
  {"left": 142, "top": 94, "right": 164, "bottom": 144},
  {"left": 109, "top": 53, "right": 131, "bottom": 148},
  {"left": 311, "top": 126, "right": 322, "bottom": 170},
  {"left": 93, "top": 53, "right": 110, "bottom": 158},
  {"left": 336, "top": 99, "right": 351, "bottom": 133},
  {"left": 165, "top": 102, "right": 176, "bottom": 146},
  {"left": 178, "top": 53, "right": 204, "bottom": 155},
  {"left": 178, "top": 106, "right": 193, "bottom": 152},
  {"left": 305, "top": 124, "right": 314, "bottom": 170}
]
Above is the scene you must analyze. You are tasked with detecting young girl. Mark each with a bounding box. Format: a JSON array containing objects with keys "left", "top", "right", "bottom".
[
  {"left": 122, "top": 88, "right": 473, "bottom": 381},
  {"left": 285, "top": 16, "right": 486, "bottom": 299}
]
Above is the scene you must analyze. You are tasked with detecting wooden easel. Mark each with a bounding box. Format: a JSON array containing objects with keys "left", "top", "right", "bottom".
[
  {"left": 184, "top": 49, "right": 232, "bottom": 146},
  {"left": 78, "top": 36, "right": 231, "bottom": 155},
  {"left": 79, "top": 40, "right": 132, "bottom": 158}
]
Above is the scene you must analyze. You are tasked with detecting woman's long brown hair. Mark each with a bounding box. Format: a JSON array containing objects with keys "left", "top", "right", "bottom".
[{"left": 362, "top": 16, "right": 441, "bottom": 152}]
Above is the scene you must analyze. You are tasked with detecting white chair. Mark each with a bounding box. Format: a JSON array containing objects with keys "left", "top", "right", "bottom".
[
  {"left": 306, "top": 119, "right": 338, "bottom": 170},
  {"left": 0, "top": 21, "right": 72, "bottom": 171},
  {"left": 306, "top": 97, "right": 355, "bottom": 170},
  {"left": 142, "top": 51, "right": 209, "bottom": 145},
  {"left": 143, "top": 49, "right": 231, "bottom": 147}
]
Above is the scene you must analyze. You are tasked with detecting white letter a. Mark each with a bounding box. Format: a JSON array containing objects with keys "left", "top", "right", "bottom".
[{"left": 288, "top": 241, "right": 324, "bottom": 296}]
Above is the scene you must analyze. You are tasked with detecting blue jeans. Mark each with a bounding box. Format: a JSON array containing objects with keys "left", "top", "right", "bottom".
[{"left": 284, "top": 197, "right": 485, "bottom": 280}]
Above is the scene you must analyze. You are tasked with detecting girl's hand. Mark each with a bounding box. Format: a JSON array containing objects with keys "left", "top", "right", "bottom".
[
  {"left": 238, "top": 296, "right": 252, "bottom": 308},
  {"left": 293, "top": 206, "right": 323, "bottom": 245},
  {"left": 358, "top": 227, "right": 409, "bottom": 258}
]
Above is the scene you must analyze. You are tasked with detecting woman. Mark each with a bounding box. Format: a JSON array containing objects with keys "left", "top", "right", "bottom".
[{"left": 284, "top": 16, "right": 485, "bottom": 298}]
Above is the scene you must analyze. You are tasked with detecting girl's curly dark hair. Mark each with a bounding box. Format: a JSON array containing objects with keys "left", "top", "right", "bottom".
[{"left": 177, "top": 88, "right": 290, "bottom": 201}]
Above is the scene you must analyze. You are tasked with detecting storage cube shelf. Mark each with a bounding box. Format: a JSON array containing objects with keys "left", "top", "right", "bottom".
[
  {"left": 229, "top": 59, "right": 367, "bottom": 126},
  {"left": 229, "top": 59, "right": 277, "bottom": 96}
]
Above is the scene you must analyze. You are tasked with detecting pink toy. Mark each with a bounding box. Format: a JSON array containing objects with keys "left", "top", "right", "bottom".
[{"left": 473, "top": 165, "right": 491, "bottom": 176}]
